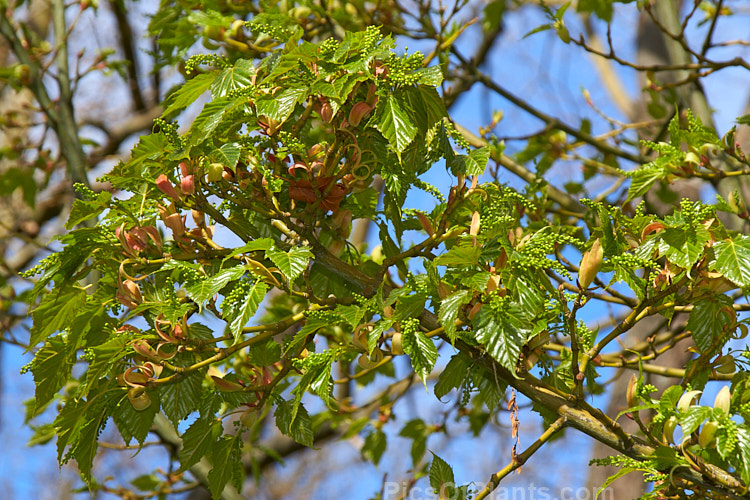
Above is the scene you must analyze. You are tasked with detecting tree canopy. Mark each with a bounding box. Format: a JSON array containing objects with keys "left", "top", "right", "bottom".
[{"left": 2, "top": 0, "right": 750, "bottom": 498}]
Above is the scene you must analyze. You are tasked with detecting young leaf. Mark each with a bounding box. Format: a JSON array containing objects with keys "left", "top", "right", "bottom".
[
  {"left": 375, "top": 95, "right": 418, "bottom": 154},
  {"left": 711, "top": 235, "right": 750, "bottom": 287},
  {"left": 179, "top": 417, "right": 222, "bottom": 471},
  {"left": 402, "top": 329, "right": 438, "bottom": 386},
  {"left": 266, "top": 246, "right": 313, "bottom": 282},
  {"left": 438, "top": 290, "right": 471, "bottom": 341},
  {"left": 429, "top": 453, "right": 455, "bottom": 495}
]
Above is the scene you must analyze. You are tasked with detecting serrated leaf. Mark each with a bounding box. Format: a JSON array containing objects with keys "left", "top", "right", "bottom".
[
  {"left": 255, "top": 86, "right": 306, "bottom": 122},
  {"left": 375, "top": 95, "right": 418, "bottom": 154},
  {"left": 163, "top": 72, "right": 216, "bottom": 117},
  {"left": 465, "top": 147, "right": 490, "bottom": 176},
  {"left": 266, "top": 246, "right": 312, "bottom": 282},
  {"left": 711, "top": 235, "right": 750, "bottom": 287},
  {"left": 662, "top": 225, "right": 709, "bottom": 270},
  {"left": 160, "top": 371, "right": 204, "bottom": 427},
  {"left": 184, "top": 265, "right": 246, "bottom": 312},
  {"left": 211, "top": 59, "right": 255, "bottom": 97},
  {"left": 435, "top": 352, "right": 472, "bottom": 400},
  {"left": 53, "top": 398, "right": 88, "bottom": 462},
  {"left": 213, "top": 143, "right": 241, "bottom": 168},
  {"left": 74, "top": 406, "right": 108, "bottom": 484},
  {"left": 112, "top": 390, "right": 159, "bottom": 445},
  {"left": 228, "top": 281, "right": 269, "bottom": 343},
  {"left": 32, "top": 336, "right": 75, "bottom": 412},
  {"left": 626, "top": 166, "right": 666, "bottom": 201},
  {"left": 415, "top": 65, "right": 443, "bottom": 86},
  {"left": 275, "top": 399, "right": 314, "bottom": 446},
  {"left": 208, "top": 435, "right": 242, "bottom": 499},
  {"left": 474, "top": 302, "right": 529, "bottom": 374},
  {"left": 429, "top": 453, "right": 455, "bottom": 494},
  {"left": 686, "top": 296, "right": 732, "bottom": 353},
  {"left": 65, "top": 191, "right": 112, "bottom": 229},
  {"left": 29, "top": 288, "right": 87, "bottom": 348},
  {"left": 434, "top": 243, "right": 480, "bottom": 267},
  {"left": 439, "top": 290, "right": 471, "bottom": 341},
  {"left": 402, "top": 329, "right": 438, "bottom": 386},
  {"left": 179, "top": 417, "right": 222, "bottom": 471},
  {"left": 222, "top": 238, "right": 274, "bottom": 263},
  {"left": 735, "top": 427, "right": 750, "bottom": 484}
]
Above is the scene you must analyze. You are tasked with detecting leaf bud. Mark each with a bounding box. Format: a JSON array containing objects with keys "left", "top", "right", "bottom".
[
  {"left": 211, "top": 375, "right": 245, "bottom": 392},
  {"left": 348, "top": 102, "right": 372, "bottom": 127},
  {"left": 391, "top": 332, "right": 404, "bottom": 355},
  {"left": 663, "top": 415, "right": 678, "bottom": 444},
  {"left": 578, "top": 238, "right": 603, "bottom": 289},
  {"left": 713, "top": 385, "right": 731, "bottom": 415},
  {"left": 155, "top": 174, "right": 181, "bottom": 201},
  {"left": 320, "top": 102, "right": 333, "bottom": 123},
  {"left": 181, "top": 174, "right": 195, "bottom": 195},
  {"left": 626, "top": 373, "right": 638, "bottom": 408},
  {"left": 699, "top": 420, "right": 719, "bottom": 448},
  {"left": 677, "top": 390, "right": 702, "bottom": 412}
]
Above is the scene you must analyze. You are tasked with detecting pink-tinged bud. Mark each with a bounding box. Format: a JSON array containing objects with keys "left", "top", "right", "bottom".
[
  {"left": 179, "top": 162, "right": 191, "bottom": 177},
  {"left": 116, "top": 224, "right": 137, "bottom": 256},
  {"left": 163, "top": 213, "right": 186, "bottom": 237},
  {"left": 578, "top": 238, "right": 603, "bottom": 289},
  {"left": 211, "top": 375, "right": 245, "bottom": 392},
  {"left": 117, "top": 279, "right": 142, "bottom": 308},
  {"left": 132, "top": 339, "right": 158, "bottom": 360},
  {"left": 467, "top": 302, "right": 482, "bottom": 320},
  {"left": 155, "top": 174, "right": 181, "bottom": 201},
  {"left": 626, "top": 374, "right": 638, "bottom": 408},
  {"left": 348, "top": 102, "right": 372, "bottom": 127},
  {"left": 307, "top": 144, "right": 324, "bottom": 158},
  {"left": 128, "top": 227, "right": 150, "bottom": 252},
  {"left": 154, "top": 317, "right": 178, "bottom": 343},
  {"left": 416, "top": 211, "right": 434, "bottom": 236},
  {"left": 469, "top": 211, "right": 481, "bottom": 236},
  {"left": 321, "top": 102, "right": 333, "bottom": 122},
  {"left": 181, "top": 174, "right": 195, "bottom": 195},
  {"left": 142, "top": 361, "right": 163, "bottom": 379},
  {"left": 142, "top": 226, "right": 162, "bottom": 252},
  {"left": 192, "top": 210, "right": 205, "bottom": 227},
  {"left": 366, "top": 83, "right": 378, "bottom": 106},
  {"left": 329, "top": 239, "right": 346, "bottom": 257}
]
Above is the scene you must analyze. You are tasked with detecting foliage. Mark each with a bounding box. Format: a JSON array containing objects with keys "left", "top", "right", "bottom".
[{"left": 2, "top": 0, "right": 750, "bottom": 499}]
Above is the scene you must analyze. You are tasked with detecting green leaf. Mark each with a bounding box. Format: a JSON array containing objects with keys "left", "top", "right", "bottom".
[
  {"left": 29, "top": 288, "right": 87, "bottom": 348},
  {"left": 228, "top": 281, "right": 269, "bottom": 343},
  {"left": 53, "top": 398, "right": 88, "bottom": 462},
  {"left": 402, "top": 329, "right": 438, "bottom": 386},
  {"left": 266, "top": 246, "right": 313, "bottom": 282},
  {"left": 275, "top": 399, "right": 314, "bottom": 447},
  {"left": 221, "top": 238, "right": 274, "bottom": 263},
  {"left": 190, "top": 96, "right": 247, "bottom": 144},
  {"left": 662, "top": 225, "right": 709, "bottom": 270},
  {"left": 208, "top": 435, "right": 242, "bottom": 499},
  {"left": 112, "top": 389, "right": 159, "bottom": 445},
  {"left": 255, "top": 86, "right": 307, "bottom": 123},
  {"left": 465, "top": 147, "right": 490, "bottom": 176},
  {"left": 626, "top": 166, "right": 666, "bottom": 201},
  {"left": 686, "top": 296, "right": 732, "bottom": 353},
  {"left": 474, "top": 301, "right": 529, "bottom": 374},
  {"left": 179, "top": 417, "right": 222, "bottom": 471},
  {"left": 160, "top": 371, "right": 204, "bottom": 427},
  {"left": 711, "top": 235, "right": 750, "bottom": 287},
  {"left": 375, "top": 95, "right": 418, "bottom": 154},
  {"left": 735, "top": 427, "right": 750, "bottom": 484},
  {"left": 737, "top": 114, "right": 750, "bottom": 126},
  {"left": 435, "top": 352, "right": 472, "bottom": 400},
  {"left": 163, "top": 72, "right": 216, "bottom": 117},
  {"left": 65, "top": 191, "right": 112, "bottom": 229},
  {"left": 211, "top": 59, "right": 256, "bottom": 97},
  {"left": 439, "top": 290, "right": 471, "bottom": 341},
  {"left": 361, "top": 429, "right": 386, "bottom": 465},
  {"left": 74, "top": 405, "right": 108, "bottom": 484},
  {"left": 429, "top": 453, "right": 455, "bottom": 495},
  {"left": 184, "top": 265, "right": 246, "bottom": 312},
  {"left": 398, "top": 419, "right": 428, "bottom": 465},
  {"left": 434, "top": 243, "right": 480, "bottom": 267},
  {"left": 31, "top": 336, "right": 75, "bottom": 412},
  {"left": 415, "top": 65, "right": 443, "bottom": 86},
  {"left": 213, "top": 143, "right": 241, "bottom": 169}
]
